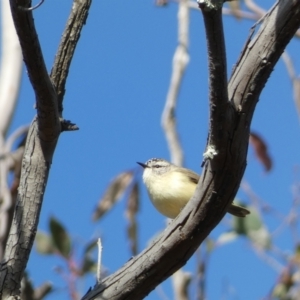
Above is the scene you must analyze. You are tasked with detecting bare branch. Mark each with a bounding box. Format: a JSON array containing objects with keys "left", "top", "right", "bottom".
[
  {"left": 82, "top": 1, "right": 300, "bottom": 299},
  {"left": 0, "top": 0, "right": 22, "bottom": 136},
  {"left": 282, "top": 52, "right": 297, "bottom": 80},
  {"left": 244, "top": 0, "right": 266, "bottom": 16},
  {"left": 4, "top": 125, "right": 29, "bottom": 154},
  {"left": 97, "top": 238, "right": 102, "bottom": 284},
  {"left": 172, "top": 269, "right": 191, "bottom": 300},
  {"left": 7, "top": 0, "right": 60, "bottom": 144},
  {"left": 50, "top": 0, "right": 92, "bottom": 114},
  {"left": 199, "top": 0, "right": 229, "bottom": 153},
  {"left": 0, "top": 0, "right": 93, "bottom": 297},
  {"left": 18, "top": 0, "right": 44, "bottom": 11},
  {"left": 0, "top": 126, "right": 28, "bottom": 259},
  {"left": 281, "top": 52, "right": 300, "bottom": 120},
  {"left": 189, "top": 1, "right": 259, "bottom": 20},
  {"left": 228, "top": 1, "right": 300, "bottom": 112},
  {"left": 189, "top": 0, "right": 300, "bottom": 37},
  {"left": 244, "top": 0, "right": 300, "bottom": 37},
  {"left": 0, "top": 135, "right": 13, "bottom": 261},
  {"left": 161, "top": 0, "right": 190, "bottom": 166}
]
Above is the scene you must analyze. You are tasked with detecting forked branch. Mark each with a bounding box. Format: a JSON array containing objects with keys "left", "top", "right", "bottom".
[{"left": 82, "top": 1, "right": 300, "bottom": 299}]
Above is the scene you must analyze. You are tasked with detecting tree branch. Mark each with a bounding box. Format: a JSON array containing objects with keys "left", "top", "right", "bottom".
[
  {"left": 82, "top": 1, "right": 300, "bottom": 299},
  {"left": 0, "top": 0, "right": 22, "bottom": 136},
  {"left": 50, "top": 0, "right": 92, "bottom": 115},
  {"left": 0, "top": 0, "right": 92, "bottom": 298},
  {"left": 8, "top": 0, "right": 60, "bottom": 144},
  {"left": 161, "top": 0, "right": 190, "bottom": 166},
  {"left": 229, "top": 0, "right": 300, "bottom": 114},
  {"left": 199, "top": 0, "right": 230, "bottom": 156}
]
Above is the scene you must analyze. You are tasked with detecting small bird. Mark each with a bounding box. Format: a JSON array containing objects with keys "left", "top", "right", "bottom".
[{"left": 137, "top": 158, "right": 250, "bottom": 219}]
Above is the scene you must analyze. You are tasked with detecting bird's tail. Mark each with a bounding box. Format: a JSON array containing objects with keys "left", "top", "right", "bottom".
[{"left": 228, "top": 204, "right": 250, "bottom": 217}]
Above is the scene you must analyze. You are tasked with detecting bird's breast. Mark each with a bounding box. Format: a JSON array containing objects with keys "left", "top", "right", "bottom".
[{"left": 143, "top": 171, "right": 196, "bottom": 218}]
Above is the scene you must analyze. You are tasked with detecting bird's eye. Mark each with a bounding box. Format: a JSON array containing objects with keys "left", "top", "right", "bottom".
[{"left": 154, "top": 165, "right": 160, "bottom": 168}]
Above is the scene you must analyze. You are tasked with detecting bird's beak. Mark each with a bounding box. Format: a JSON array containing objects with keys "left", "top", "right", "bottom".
[{"left": 137, "top": 162, "right": 147, "bottom": 168}]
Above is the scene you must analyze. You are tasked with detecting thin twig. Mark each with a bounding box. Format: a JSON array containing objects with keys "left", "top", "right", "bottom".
[
  {"left": 244, "top": 0, "right": 266, "bottom": 17},
  {"left": 0, "top": 126, "right": 28, "bottom": 259},
  {"left": 18, "top": 0, "right": 45, "bottom": 11},
  {"left": 97, "top": 238, "right": 102, "bottom": 284},
  {"left": 290, "top": 181, "right": 300, "bottom": 244},
  {"left": 195, "top": 244, "right": 210, "bottom": 300},
  {"left": 172, "top": 269, "right": 191, "bottom": 300},
  {"left": 4, "top": 125, "right": 29, "bottom": 153},
  {"left": 0, "top": 134, "right": 12, "bottom": 260},
  {"left": 281, "top": 52, "right": 300, "bottom": 120},
  {"left": 251, "top": 244, "right": 284, "bottom": 273},
  {"left": 282, "top": 52, "right": 296, "bottom": 80}
]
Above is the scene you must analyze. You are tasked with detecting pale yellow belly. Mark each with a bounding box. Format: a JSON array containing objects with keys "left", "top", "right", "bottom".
[{"left": 147, "top": 172, "right": 196, "bottom": 218}]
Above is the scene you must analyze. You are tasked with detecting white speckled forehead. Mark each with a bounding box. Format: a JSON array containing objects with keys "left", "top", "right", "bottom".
[
  {"left": 145, "top": 158, "right": 163, "bottom": 165},
  {"left": 143, "top": 159, "right": 174, "bottom": 175}
]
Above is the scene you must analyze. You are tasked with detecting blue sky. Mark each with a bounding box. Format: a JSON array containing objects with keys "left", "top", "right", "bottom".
[{"left": 3, "top": 0, "right": 300, "bottom": 299}]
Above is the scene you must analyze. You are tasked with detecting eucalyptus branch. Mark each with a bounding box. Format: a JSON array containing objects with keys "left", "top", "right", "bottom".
[
  {"left": 189, "top": 0, "right": 300, "bottom": 37},
  {"left": 189, "top": 1, "right": 258, "bottom": 20},
  {"left": 244, "top": 0, "right": 300, "bottom": 38},
  {"left": 161, "top": 0, "right": 190, "bottom": 166},
  {"left": 199, "top": 0, "right": 229, "bottom": 153},
  {"left": 50, "top": 0, "right": 92, "bottom": 114},
  {"left": 0, "top": 125, "right": 28, "bottom": 260},
  {"left": 82, "top": 1, "right": 300, "bottom": 299},
  {"left": 0, "top": 134, "right": 13, "bottom": 262},
  {"left": 0, "top": 0, "right": 93, "bottom": 298},
  {"left": 8, "top": 0, "right": 60, "bottom": 143},
  {"left": 0, "top": 0, "right": 22, "bottom": 136}
]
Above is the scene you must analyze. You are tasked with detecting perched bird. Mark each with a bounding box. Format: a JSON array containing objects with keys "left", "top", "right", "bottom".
[{"left": 137, "top": 158, "right": 250, "bottom": 219}]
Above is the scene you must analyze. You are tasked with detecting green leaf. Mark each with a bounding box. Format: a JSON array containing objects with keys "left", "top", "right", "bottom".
[
  {"left": 49, "top": 216, "right": 71, "bottom": 258},
  {"left": 232, "top": 206, "right": 262, "bottom": 235},
  {"left": 35, "top": 231, "right": 55, "bottom": 255},
  {"left": 232, "top": 207, "right": 271, "bottom": 249}
]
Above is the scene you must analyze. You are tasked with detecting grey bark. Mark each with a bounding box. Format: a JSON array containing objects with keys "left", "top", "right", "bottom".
[
  {"left": 82, "top": 0, "right": 300, "bottom": 299},
  {"left": 0, "top": 0, "right": 299, "bottom": 299},
  {"left": 0, "top": 0, "right": 92, "bottom": 298}
]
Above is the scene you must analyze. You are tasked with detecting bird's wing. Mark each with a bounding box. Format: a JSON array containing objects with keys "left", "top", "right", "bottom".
[{"left": 187, "top": 170, "right": 200, "bottom": 184}]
